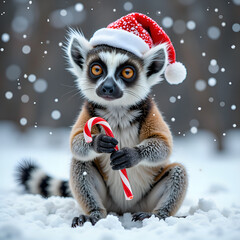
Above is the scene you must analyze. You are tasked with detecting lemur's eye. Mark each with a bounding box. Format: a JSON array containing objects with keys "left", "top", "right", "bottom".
[
  {"left": 91, "top": 64, "right": 103, "bottom": 76},
  {"left": 121, "top": 67, "right": 134, "bottom": 79}
]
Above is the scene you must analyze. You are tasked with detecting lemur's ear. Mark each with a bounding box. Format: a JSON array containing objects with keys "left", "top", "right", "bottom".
[
  {"left": 143, "top": 43, "right": 168, "bottom": 86},
  {"left": 66, "top": 30, "right": 92, "bottom": 72}
]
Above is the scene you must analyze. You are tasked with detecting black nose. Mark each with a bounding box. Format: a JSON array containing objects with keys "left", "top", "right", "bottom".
[
  {"left": 96, "top": 78, "right": 123, "bottom": 99},
  {"left": 102, "top": 83, "right": 114, "bottom": 94}
]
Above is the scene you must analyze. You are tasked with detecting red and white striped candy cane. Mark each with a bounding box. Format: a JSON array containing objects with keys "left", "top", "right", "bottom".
[{"left": 83, "top": 117, "right": 133, "bottom": 200}]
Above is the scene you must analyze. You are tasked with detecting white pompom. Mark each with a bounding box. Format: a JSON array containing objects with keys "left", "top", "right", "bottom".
[{"left": 164, "top": 62, "right": 187, "bottom": 85}]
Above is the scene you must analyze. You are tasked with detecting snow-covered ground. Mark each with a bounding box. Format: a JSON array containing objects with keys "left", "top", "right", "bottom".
[{"left": 0, "top": 121, "right": 240, "bottom": 240}]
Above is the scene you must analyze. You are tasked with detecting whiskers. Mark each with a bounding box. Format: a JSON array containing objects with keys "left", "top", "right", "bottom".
[
  {"left": 124, "top": 89, "right": 142, "bottom": 101},
  {"left": 81, "top": 87, "right": 95, "bottom": 96},
  {"left": 60, "top": 82, "right": 95, "bottom": 102},
  {"left": 124, "top": 83, "right": 148, "bottom": 102},
  {"left": 61, "top": 84, "right": 79, "bottom": 99}
]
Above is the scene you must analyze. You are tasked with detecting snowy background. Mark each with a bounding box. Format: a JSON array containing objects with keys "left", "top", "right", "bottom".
[{"left": 1, "top": 0, "right": 240, "bottom": 239}]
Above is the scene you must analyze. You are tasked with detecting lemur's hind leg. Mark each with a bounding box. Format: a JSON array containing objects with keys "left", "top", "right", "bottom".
[
  {"left": 70, "top": 158, "right": 108, "bottom": 227},
  {"left": 132, "top": 163, "right": 188, "bottom": 221}
]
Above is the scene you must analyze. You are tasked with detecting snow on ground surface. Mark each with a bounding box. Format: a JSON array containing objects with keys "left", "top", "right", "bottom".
[{"left": 0, "top": 121, "right": 240, "bottom": 240}]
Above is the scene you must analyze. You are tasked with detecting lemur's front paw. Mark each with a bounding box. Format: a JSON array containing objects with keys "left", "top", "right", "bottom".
[
  {"left": 110, "top": 147, "right": 141, "bottom": 170},
  {"left": 92, "top": 134, "right": 118, "bottom": 153},
  {"left": 132, "top": 212, "right": 152, "bottom": 221},
  {"left": 71, "top": 215, "right": 98, "bottom": 227}
]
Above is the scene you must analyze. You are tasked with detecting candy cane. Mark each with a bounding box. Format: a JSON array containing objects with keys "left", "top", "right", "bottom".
[{"left": 83, "top": 117, "right": 133, "bottom": 200}]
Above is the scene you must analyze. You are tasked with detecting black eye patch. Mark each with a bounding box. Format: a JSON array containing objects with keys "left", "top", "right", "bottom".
[
  {"left": 116, "top": 64, "right": 137, "bottom": 85},
  {"left": 88, "top": 60, "right": 107, "bottom": 81}
]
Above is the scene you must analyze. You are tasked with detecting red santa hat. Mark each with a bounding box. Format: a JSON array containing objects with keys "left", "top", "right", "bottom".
[{"left": 89, "top": 13, "right": 187, "bottom": 85}]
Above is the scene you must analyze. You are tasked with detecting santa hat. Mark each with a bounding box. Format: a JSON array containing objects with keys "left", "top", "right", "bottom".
[{"left": 89, "top": 13, "right": 187, "bottom": 85}]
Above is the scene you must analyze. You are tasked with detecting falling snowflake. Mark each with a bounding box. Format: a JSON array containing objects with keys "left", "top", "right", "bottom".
[
  {"left": 208, "top": 59, "right": 219, "bottom": 74},
  {"left": 33, "top": 79, "right": 48, "bottom": 93},
  {"left": 22, "top": 45, "right": 31, "bottom": 54},
  {"left": 6, "top": 65, "right": 21, "bottom": 81},
  {"left": 209, "top": 97, "right": 214, "bottom": 103},
  {"left": 186, "top": 20, "right": 196, "bottom": 30},
  {"left": 208, "top": 77, "right": 217, "bottom": 87},
  {"left": 123, "top": 2, "right": 133, "bottom": 11},
  {"left": 51, "top": 110, "right": 61, "bottom": 120},
  {"left": 20, "top": 118, "right": 28, "bottom": 126},
  {"left": 169, "top": 96, "right": 176, "bottom": 103},
  {"left": 173, "top": 20, "right": 186, "bottom": 34},
  {"left": 189, "top": 119, "right": 199, "bottom": 127},
  {"left": 219, "top": 101, "right": 225, "bottom": 107},
  {"left": 60, "top": 9, "right": 67, "bottom": 17},
  {"left": 232, "top": 23, "right": 240, "bottom": 32},
  {"left": 12, "top": 16, "right": 29, "bottom": 33},
  {"left": 162, "top": 17, "right": 173, "bottom": 28},
  {"left": 190, "top": 127, "right": 198, "bottom": 134},
  {"left": 5, "top": 91, "right": 13, "bottom": 100},
  {"left": 207, "top": 26, "right": 221, "bottom": 40},
  {"left": 1, "top": 33, "right": 10, "bottom": 42},
  {"left": 75, "top": 3, "right": 84, "bottom": 12},
  {"left": 28, "top": 74, "right": 36, "bottom": 83},
  {"left": 195, "top": 80, "right": 206, "bottom": 92},
  {"left": 21, "top": 95, "right": 30, "bottom": 103}
]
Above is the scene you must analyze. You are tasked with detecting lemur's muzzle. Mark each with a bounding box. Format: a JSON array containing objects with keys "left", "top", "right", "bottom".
[{"left": 96, "top": 78, "right": 123, "bottom": 100}]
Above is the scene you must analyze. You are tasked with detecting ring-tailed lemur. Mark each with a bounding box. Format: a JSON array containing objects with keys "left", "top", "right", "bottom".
[{"left": 16, "top": 14, "right": 188, "bottom": 227}]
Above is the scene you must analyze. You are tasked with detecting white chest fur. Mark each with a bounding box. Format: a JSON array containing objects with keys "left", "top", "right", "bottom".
[
  {"left": 95, "top": 106, "right": 141, "bottom": 148},
  {"left": 95, "top": 106, "right": 156, "bottom": 211}
]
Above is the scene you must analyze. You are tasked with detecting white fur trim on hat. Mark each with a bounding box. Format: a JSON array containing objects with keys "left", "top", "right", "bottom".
[
  {"left": 89, "top": 28, "right": 150, "bottom": 57},
  {"left": 164, "top": 62, "right": 187, "bottom": 85}
]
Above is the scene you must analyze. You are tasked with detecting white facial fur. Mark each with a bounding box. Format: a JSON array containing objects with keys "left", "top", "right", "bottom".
[{"left": 66, "top": 31, "right": 168, "bottom": 107}]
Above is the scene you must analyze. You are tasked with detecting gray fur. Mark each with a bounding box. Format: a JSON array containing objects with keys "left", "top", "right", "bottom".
[
  {"left": 72, "top": 134, "right": 92, "bottom": 157},
  {"left": 70, "top": 159, "right": 107, "bottom": 219},
  {"left": 137, "top": 138, "right": 170, "bottom": 166},
  {"left": 153, "top": 165, "right": 188, "bottom": 218},
  {"left": 109, "top": 135, "right": 171, "bottom": 171},
  {"left": 71, "top": 133, "right": 102, "bottom": 161}
]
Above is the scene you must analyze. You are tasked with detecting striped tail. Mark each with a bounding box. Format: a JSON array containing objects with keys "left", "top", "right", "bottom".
[{"left": 15, "top": 160, "right": 72, "bottom": 198}]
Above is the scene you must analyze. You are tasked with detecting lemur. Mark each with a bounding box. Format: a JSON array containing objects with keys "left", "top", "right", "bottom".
[{"left": 16, "top": 13, "right": 188, "bottom": 227}]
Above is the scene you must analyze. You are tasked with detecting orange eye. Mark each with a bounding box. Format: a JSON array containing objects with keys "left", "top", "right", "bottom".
[
  {"left": 91, "top": 64, "right": 103, "bottom": 76},
  {"left": 122, "top": 67, "right": 134, "bottom": 79}
]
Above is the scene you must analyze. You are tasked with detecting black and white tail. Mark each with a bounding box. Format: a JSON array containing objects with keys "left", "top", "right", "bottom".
[{"left": 16, "top": 160, "right": 72, "bottom": 198}]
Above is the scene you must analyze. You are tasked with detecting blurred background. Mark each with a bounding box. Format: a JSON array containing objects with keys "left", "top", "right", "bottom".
[{"left": 0, "top": 0, "right": 239, "bottom": 151}]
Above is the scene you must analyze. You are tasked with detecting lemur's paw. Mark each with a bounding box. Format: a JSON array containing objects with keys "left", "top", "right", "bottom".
[
  {"left": 110, "top": 147, "right": 141, "bottom": 170},
  {"left": 71, "top": 215, "right": 98, "bottom": 227},
  {"left": 132, "top": 212, "right": 152, "bottom": 222},
  {"left": 93, "top": 134, "right": 118, "bottom": 153}
]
